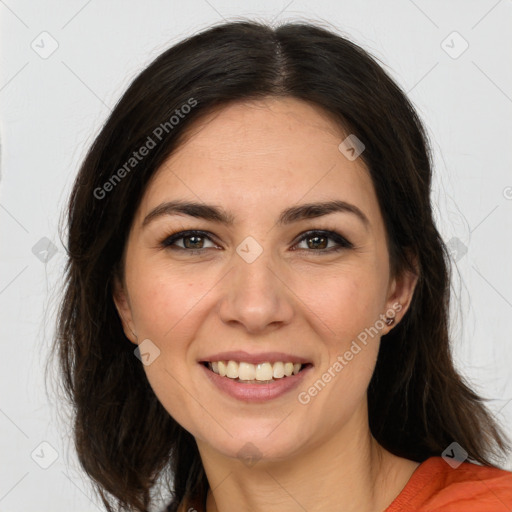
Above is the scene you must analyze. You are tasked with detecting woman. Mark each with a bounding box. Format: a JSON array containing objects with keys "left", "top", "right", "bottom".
[{"left": 52, "top": 20, "right": 512, "bottom": 512}]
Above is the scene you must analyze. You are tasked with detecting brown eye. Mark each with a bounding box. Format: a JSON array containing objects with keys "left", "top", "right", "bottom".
[
  {"left": 159, "top": 229, "right": 352, "bottom": 256},
  {"left": 305, "top": 234, "right": 328, "bottom": 250},
  {"left": 182, "top": 234, "right": 205, "bottom": 249},
  {"left": 294, "top": 230, "right": 353, "bottom": 253},
  {"left": 160, "top": 230, "right": 218, "bottom": 252}
]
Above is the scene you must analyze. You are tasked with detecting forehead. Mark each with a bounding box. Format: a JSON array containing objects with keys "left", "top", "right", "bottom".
[{"left": 138, "top": 97, "right": 379, "bottom": 226}]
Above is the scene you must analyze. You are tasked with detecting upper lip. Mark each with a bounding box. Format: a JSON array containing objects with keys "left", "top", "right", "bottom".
[{"left": 199, "top": 350, "right": 312, "bottom": 365}]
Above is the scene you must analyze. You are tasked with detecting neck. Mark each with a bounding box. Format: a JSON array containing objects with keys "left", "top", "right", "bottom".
[{"left": 197, "top": 406, "right": 418, "bottom": 512}]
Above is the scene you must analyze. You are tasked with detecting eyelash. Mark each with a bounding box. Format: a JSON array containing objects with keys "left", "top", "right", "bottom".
[{"left": 159, "top": 229, "right": 354, "bottom": 256}]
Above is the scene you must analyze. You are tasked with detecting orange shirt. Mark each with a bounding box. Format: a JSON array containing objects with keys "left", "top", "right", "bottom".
[
  {"left": 385, "top": 456, "right": 512, "bottom": 511},
  {"left": 175, "top": 456, "right": 512, "bottom": 512}
]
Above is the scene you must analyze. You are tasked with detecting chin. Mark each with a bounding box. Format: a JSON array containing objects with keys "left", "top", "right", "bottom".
[{"left": 197, "top": 421, "right": 309, "bottom": 463}]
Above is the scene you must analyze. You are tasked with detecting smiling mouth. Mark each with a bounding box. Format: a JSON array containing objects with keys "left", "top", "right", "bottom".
[{"left": 201, "top": 360, "right": 313, "bottom": 384}]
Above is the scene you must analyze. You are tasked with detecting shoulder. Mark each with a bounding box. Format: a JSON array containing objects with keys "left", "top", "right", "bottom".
[{"left": 385, "top": 456, "right": 512, "bottom": 512}]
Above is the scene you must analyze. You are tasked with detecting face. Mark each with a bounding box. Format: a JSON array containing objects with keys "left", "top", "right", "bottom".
[{"left": 113, "top": 97, "right": 417, "bottom": 464}]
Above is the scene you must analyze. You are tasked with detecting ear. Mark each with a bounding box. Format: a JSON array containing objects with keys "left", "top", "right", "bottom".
[
  {"left": 382, "top": 250, "right": 419, "bottom": 335},
  {"left": 112, "top": 273, "right": 138, "bottom": 345}
]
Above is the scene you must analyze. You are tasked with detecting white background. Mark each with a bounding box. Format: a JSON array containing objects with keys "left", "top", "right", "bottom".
[{"left": 1, "top": 1, "right": 511, "bottom": 510}]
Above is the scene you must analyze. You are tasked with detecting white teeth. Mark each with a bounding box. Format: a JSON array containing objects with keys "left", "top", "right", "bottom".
[
  {"left": 272, "top": 361, "right": 285, "bottom": 378},
  {"left": 255, "top": 362, "right": 273, "bottom": 381},
  {"left": 238, "top": 362, "right": 256, "bottom": 380},
  {"left": 226, "top": 360, "right": 238, "bottom": 379},
  {"left": 207, "top": 360, "right": 305, "bottom": 381},
  {"left": 218, "top": 361, "right": 227, "bottom": 377}
]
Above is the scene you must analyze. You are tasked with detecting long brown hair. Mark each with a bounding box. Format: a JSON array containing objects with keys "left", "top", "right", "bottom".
[{"left": 49, "top": 20, "right": 510, "bottom": 512}]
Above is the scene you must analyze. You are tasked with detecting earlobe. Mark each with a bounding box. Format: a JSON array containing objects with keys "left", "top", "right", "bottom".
[
  {"left": 112, "top": 274, "right": 138, "bottom": 345},
  {"left": 383, "top": 253, "right": 419, "bottom": 332}
]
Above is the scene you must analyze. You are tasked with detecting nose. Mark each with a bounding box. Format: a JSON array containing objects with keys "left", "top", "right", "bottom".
[{"left": 217, "top": 247, "right": 294, "bottom": 334}]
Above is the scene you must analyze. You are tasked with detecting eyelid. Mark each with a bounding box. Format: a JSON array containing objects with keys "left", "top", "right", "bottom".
[
  {"left": 160, "top": 230, "right": 219, "bottom": 251},
  {"left": 159, "top": 228, "right": 353, "bottom": 254},
  {"left": 292, "top": 229, "right": 353, "bottom": 251}
]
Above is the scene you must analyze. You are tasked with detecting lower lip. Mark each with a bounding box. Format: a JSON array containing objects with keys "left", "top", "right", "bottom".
[{"left": 200, "top": 363, "right": 313, "bottom": 403}]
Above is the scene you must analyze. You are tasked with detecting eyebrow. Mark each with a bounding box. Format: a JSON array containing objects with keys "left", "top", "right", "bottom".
[{"left": 142, "top": 199, "right": 370, "bottom": 231}]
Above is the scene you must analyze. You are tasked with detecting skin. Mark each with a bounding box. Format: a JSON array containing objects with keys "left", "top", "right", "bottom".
[{"left": 113, "top": 97, "right": 420, "bottom": 512}]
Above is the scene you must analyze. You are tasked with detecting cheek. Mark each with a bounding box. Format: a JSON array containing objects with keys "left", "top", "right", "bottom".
[
  {"left": 294, "top": 264, "right": 386, "bottom": 405},
  {"left": 295, "top": 264, "right": 386, "bottom": 342},
  {"left": 126, "top": 268, "right": 210, "bottom": 428},
  {"left": 294, "top": 271, "right": 384, "bottom": 425},
  {"left": 128, "top": 265, "right": 209, "bottom": 341}
]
